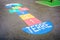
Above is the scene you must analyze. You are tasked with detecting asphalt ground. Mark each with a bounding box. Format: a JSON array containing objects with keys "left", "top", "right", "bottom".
[{"left": 0, "top": 0, "right": 60, "bottom": 40}]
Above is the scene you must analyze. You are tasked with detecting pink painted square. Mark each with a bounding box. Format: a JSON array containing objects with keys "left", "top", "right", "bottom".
[
  {"left": 24, "top": 18, "right": 41, "bottom": 26},
  {"left": 19, "top": 7, "right": 29, "bottom": 11}
]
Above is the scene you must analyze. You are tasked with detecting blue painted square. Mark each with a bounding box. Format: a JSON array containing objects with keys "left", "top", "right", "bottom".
[
  {"left": 5, "top": 3, "right": 23, "bottom": 9},
  {"left": 11, "top": 4, "right": 23, "bottom": 7},
  {"left": 16, "top": 10, "right": 29, "bottom": 16},
  {"left": 16, "top": 10, "right": 23, "bottom": 15},
  {"left": 22, "top": 10, "right": 29, "bottom": 14},
  {"left": 5, "top": 6, "right": 12, "bottom": 9}
]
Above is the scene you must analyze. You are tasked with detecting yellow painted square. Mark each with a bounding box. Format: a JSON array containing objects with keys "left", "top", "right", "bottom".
[{"left": 19, "top": 14, "right": 35, "bottom": 20}]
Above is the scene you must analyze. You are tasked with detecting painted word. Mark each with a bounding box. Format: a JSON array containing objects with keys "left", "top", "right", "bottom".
[{"left": 22, "top": 21, "right": 53, "bottom": 34}]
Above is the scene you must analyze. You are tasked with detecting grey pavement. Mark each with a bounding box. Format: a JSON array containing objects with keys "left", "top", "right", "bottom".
[{"left": 0, "top": 0, "right": 60, "bottom": 40}]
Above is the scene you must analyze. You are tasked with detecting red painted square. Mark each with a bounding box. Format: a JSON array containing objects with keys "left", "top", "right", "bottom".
[
  {"left": 19, "top": 7, "right": 29, "bottom": 11},
  {"left": 24, "top": 18, "right": 41, "bottom": 26}
]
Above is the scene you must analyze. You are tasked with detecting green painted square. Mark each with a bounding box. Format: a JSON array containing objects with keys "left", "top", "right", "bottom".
[
  {"left": 12, "top": 6, "right": 20, "bottom": 10},
  {"left": 8, "top": 9, "right": 16, "bottom": 14}
]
